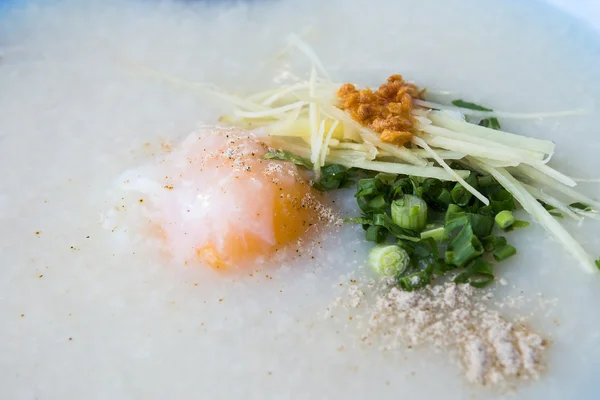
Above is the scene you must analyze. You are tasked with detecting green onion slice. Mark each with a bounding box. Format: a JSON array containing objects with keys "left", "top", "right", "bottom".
[
  {"left": 493, "top": 245, "right": 517, "bottom": 261},
  {"left": 391, "top": 195, "right": 428, "bottom": 231},
  {"left": 369, "top": 245, "right": 410, "bottom": 277},
  {"left": 495, "top": 210, "right": 516, "bottom": 229}
]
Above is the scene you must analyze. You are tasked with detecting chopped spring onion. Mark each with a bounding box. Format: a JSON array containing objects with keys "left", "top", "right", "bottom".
[
  {"left": 372, "top": 213, "right": 420, "bottom": 242},
  {"left": 450, "top": 183, "right": 472, "bottom": 206},
  {"left": 391, "top": 195, "right": 428, "bottom": 231},
  {"left": 477, "top": 175, "right": 496, "bottom": 188},
  {"left": 312, "top": 164, "right": 354, "bottom": 191},
  {"left": 420, "top": 224, "right": 445, "bottom": 242},
  {"left": 453, "top": 258, "right": 495, "bottom": 288},
  {"left": 445, "top": 204, "right": 464, "bottom": 222},
  {"left": 487, "top": 189, "right": 516, "bottom": 213},
  {"left": 445, "top": 223, "right": 484, "bottom": 267},
  {"left": 482, "top": 236, "right": 507, "bottom": 252},
  {"left": 365, "top": 225, "right": 387, "bottom": 243},
  {"left": 511, "top": 220, "right": 530, "bottom": 229},
  {"left": 445, "top": 212, "right": 494, "bottom": 239},
  {"left": 369, "top": 245, "right": 410, "bottom": 277},
  {"left": 421, "top": 179, "right": 452, "bottom": 210},
  {"left": 495, "top": 210, "right": 516, "bottom": 229},
  {"left": 493, "top": 244, "right": 517, "bottom": 261},
  {"left": 397, "top": 270, "right": 431, "bottom": 291},
  {"left": 347, "top": 167, "right": 524, "bottom": 288}
]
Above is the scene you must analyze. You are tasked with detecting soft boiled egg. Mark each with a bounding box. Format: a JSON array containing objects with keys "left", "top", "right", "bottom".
[{"left": 105, "top": 128, "right": 330, "bottom": 270}]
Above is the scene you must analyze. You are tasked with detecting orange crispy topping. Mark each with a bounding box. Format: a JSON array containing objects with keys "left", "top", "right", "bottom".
[{"left": 336, "top": 75, "right": 423, "bottom": 145}]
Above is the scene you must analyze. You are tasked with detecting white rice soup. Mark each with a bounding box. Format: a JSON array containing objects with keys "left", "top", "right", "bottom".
[{"left": 1, "top": 0, "right": 600, "bottom": 398}]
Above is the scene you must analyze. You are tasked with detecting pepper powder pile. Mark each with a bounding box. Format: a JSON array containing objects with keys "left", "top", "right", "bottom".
[{"left": 336, "top": 74, "right": 423, "bottom": 145}]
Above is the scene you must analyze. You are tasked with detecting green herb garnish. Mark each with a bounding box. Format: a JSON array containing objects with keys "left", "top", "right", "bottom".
[
  {"left": 346, "top": 213, "right": 418, "bottom": 242},
  {"left": 312, "top": 164, "right": 355, "bottom": 191},
  {"left": 570, "top": 202, "right": 592, "bottom": 212},
  {"left": 345, "top": 170, "right": 522, "bottom": 289},
  {"left": 371, "top": 213, "right": 419, "bottom": 241},
  {"left": 451, "top": 100, "right": 493, "bottom": 112},
  {"left": 263, "top": 149, "right": 354, "bottom": 191},
  {"left": 263, "top": 149, "right": 313, "bottom": 169},
  {"left": 482, "top": 235, "right": 507, "bottom": 252},
  {"left": 538, "top": 201, "right": 564, "bottom": 218},
  {"left": 453, "top": 258, "right": 495, "bottom": 288},
  {"left": 396, "top": 238, "right": 441, "bottom": 291},
  {"left": 478, "top": 117, "right": 502, "bottom": 130},
  {"left": 452, "top": 99, "right": 501, "bottom": 130}
]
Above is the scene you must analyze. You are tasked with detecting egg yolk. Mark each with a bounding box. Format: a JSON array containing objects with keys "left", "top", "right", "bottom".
[
  {"left": 109, "top": 130, "right": 332, "bottom": 271},
  {"left": 144, "top": 131, "right": 326, "bottom": 270},
  {"left": 196, "top": 178, "right": 319, "bottom": 269}
]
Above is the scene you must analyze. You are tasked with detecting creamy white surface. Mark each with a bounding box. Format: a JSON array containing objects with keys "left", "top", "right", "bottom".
[{"left": 1, "top": 0, "right": 600, "bottom": 399}]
